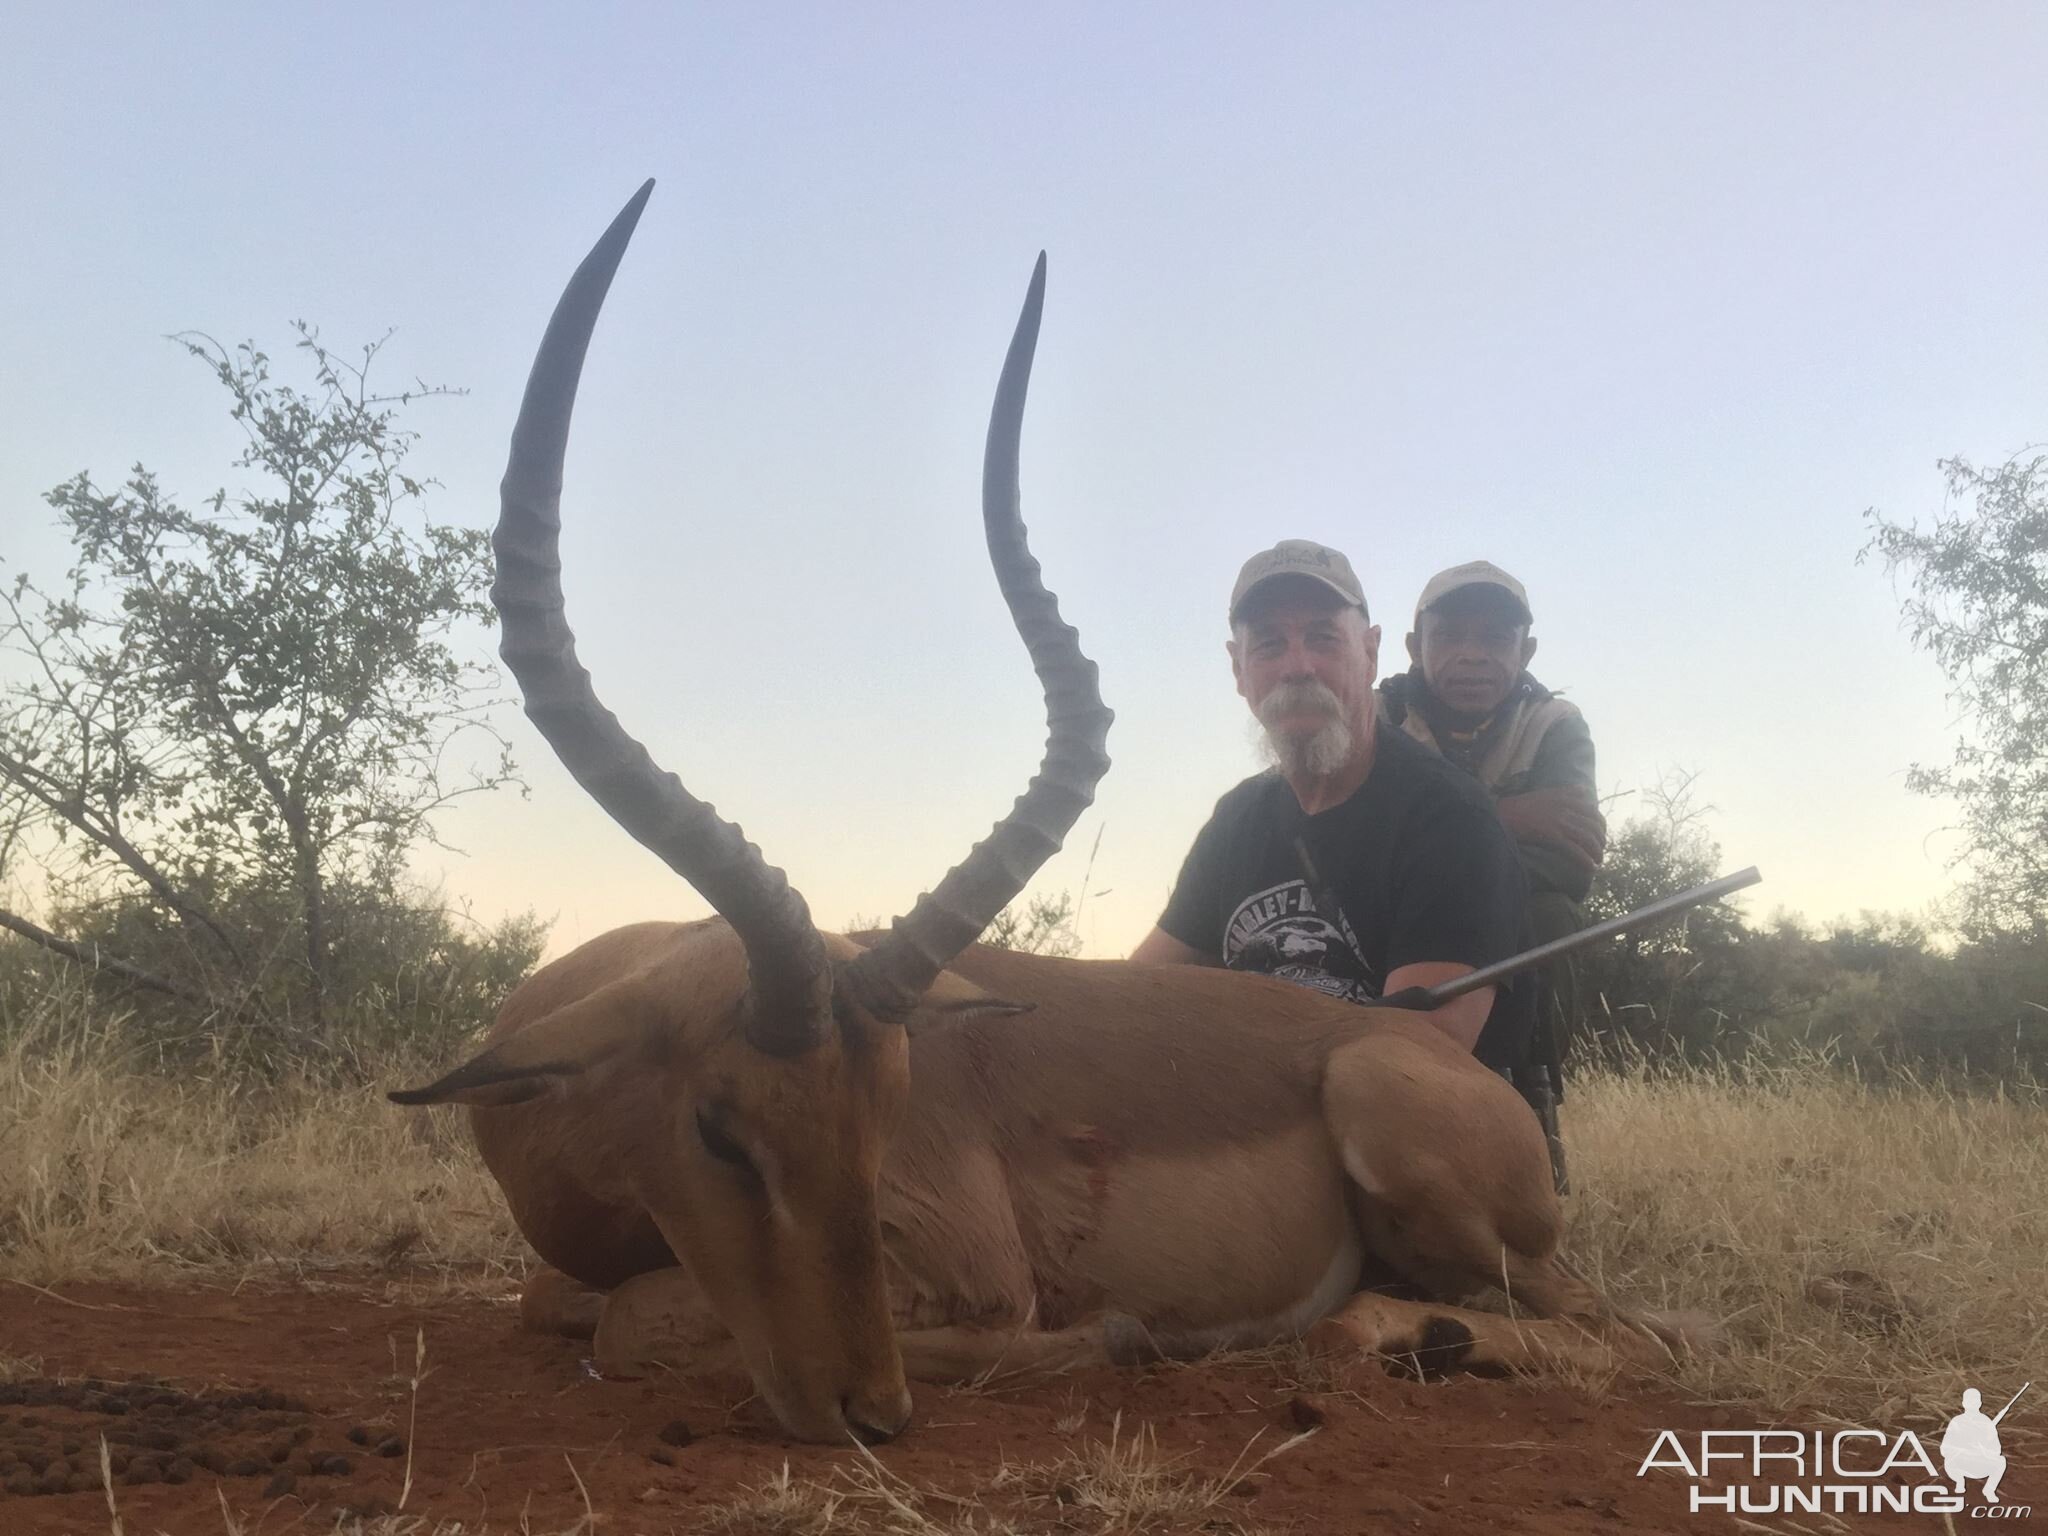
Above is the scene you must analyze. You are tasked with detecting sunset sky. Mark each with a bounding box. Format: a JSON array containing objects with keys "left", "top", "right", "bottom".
[{"left": 5, "top": 3, "right": 2045, "bottom": 958}]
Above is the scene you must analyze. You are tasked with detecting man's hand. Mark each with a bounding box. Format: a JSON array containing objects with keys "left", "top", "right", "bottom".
[
  {"left": 1381, "top": 962, "right": 1492, "bottom": 1052},
  {"left": 1495, "top": 785, "right": 1607, "bottom": 873}
]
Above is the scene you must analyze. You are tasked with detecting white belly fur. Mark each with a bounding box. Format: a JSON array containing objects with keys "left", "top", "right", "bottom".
[{"left": 1065, "top": 1120, "right": 1361, "bottom": 1355}]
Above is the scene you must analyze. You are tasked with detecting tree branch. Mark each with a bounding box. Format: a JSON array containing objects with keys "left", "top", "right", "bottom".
[
  {"left": 0, "top": 906, "right": 215, "bottom": 1006},
  {"left": 0, "top": 743, "right": 250, "bottom": 971}
]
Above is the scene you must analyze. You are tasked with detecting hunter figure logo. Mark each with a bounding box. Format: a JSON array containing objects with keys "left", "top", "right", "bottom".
[
  {"left": 1942, "top": 1384, "right": 2026, "bottom": 1504},
  {"left": 1636, "top": 1381, "right": 2030, "bottom": 1518}
]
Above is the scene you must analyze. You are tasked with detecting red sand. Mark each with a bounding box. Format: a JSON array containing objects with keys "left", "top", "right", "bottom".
[{"left": 0, "top": 1277, "right": 2010, "bottom": 1534}]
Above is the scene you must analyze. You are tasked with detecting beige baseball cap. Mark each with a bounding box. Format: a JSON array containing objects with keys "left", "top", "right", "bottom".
[
  {"left": 1414, "top": 559, "right": 1532, "bottom": 625},
  {"left": 1228, "top": 539, "right": 1368, "bottom": 623}
]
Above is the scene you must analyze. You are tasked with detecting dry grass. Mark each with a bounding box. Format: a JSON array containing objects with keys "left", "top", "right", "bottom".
[
  {"left": 988, "top": 1412, "right": 1307, "bottom": 1532},
  {"left": 102, "top": 1491, "right": 591, "bottom": 1535},
  {"left": 696, "top": 1453, "right": 1022, "bottom": 1535},
  {"left": 95, "top": 1485, "right": 571, "bottom": 1536},
  {"left": 688, "top": 1420, "right": 1306, "bottom": 1536},
  {"left": 295, "top": 1516, "right": 578, "bottom": 1536},
  {"left": 0, "top": 1351, "right": 43, "bottom": 1382},
  {"left": 1566, "top": 1048, "right": 2047, "bottom": 1432},
  {"left": 0, "top": 985, "right": 523, "bottom": 1289}
]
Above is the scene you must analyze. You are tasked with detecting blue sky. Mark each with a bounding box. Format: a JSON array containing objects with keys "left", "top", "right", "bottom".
[{"left": 4, "top": 4, "right": 2044, "bottom": 956}]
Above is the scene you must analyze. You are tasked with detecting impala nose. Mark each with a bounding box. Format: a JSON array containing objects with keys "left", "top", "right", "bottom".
[{"left": 844, "top": 1391, "right": 912, "bottom": 1445}]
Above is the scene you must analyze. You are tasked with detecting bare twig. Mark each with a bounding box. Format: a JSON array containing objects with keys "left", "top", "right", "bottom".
[
  {"left": 98, "top": 1436, "right": 124, "bottom": 1536},
  {"left": 399, "top": 1326, "right": 428, "bottom": 1510},
  {"left": 2, "top": 1277, "right": 139, "bottom": 1312},
  {"left": 0, "top": 906, "right": 219, "bottom": 1007}
]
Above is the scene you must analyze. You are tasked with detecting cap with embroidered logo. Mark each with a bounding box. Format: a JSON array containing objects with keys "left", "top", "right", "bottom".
[{"left": 1229, "top": 540, "right": 1367, "bottom": 623}]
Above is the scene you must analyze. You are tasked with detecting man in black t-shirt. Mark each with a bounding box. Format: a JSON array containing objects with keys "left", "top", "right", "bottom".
[{"left": 1130, "top": 539, "right": 1532, "bottom": 1067}]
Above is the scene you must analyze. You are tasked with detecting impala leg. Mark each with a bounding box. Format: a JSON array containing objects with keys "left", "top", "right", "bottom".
[
  {"left": 1341, "top": 1191, "right": 1692, "bottom": 1364},
  {"left": 519, "top": 1263, "right": 606, "bottom": 1339},
  {"left": 591, "top": 1265, "right": 744, "bottom": 1379},
  {"left": 1305, "top": 1290, "right": 1630, "bottom": 1377},
  {"left": 1323, "top": 1031, "right": 1708, "bottom": 1367},
  {"left": 894, "top": 1319, "right": 1113, "bottom": 1384}
]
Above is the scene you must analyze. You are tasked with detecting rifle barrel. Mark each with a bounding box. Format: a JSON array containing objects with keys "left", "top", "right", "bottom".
[
  {"left": 1424, "top": 866, "right": 1763, "bottom": 1005},
  {"left": 1990, "top": 1382, "right": 2031, "bottom": 1427}
]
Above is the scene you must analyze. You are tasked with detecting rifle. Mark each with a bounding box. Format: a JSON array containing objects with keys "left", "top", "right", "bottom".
[
  {"left": 1991, "top": 1382, "right": 2031, "bottom": 1427},
  {"left": 1374, "top": 866, "right": 1763, "bottom": 1011}
]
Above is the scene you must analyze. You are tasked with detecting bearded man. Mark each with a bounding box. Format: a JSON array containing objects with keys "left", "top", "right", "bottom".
[{"left": 1130, "top": 540, "right": 1530, "bottom": 1066}]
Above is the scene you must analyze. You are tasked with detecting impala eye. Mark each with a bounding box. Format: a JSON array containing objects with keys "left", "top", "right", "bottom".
[{"left": 695, "top": 1108, "right": 754, "bottom": 1172}]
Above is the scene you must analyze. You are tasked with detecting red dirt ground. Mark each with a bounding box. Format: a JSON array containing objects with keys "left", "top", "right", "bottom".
[{"left": 0, "top": 1276, "right": 2025, "bottom": 1534}]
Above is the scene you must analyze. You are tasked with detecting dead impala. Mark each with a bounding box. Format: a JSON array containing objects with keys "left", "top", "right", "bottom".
[{"left": 394, "top": 181, "right": 1702, "bottom": 1444}]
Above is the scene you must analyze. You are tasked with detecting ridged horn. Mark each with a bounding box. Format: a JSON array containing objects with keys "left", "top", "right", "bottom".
[
  {"left": 494, "top": 180, "right": 831, "bottom": 1056},
  {"left": 845, "top": 255, "right": 1113, "bottom": 1016}
]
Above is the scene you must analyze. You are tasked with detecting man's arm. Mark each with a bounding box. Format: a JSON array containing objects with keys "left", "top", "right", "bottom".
[
  {"left": 1141, "top": 790, "right": 1238, "bottom": 967},
  {"left": 1382, "top": 961, "right": 1494, "bottom": 1051},
  {"left": 1129, "top": 926, "right": 1215, "bottom": 966},
  {"left": 1494, "top": 711, "right": 1604, "bottom": 896},
  {"left": 1385, "top": 799, "right": 1530, "bottom": 1062},
  {"left": 1496, "top": 785, "right": 1605, "bottom": 867}
]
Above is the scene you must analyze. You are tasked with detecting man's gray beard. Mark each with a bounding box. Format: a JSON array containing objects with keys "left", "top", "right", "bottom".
[{"left": 1255, "top": 681, "right": 1355, "bottom": 779}]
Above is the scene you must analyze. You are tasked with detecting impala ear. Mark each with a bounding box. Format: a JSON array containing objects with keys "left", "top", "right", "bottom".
[
  {"left": 388, "top": 981, "right": 654, "bottom": 1108},
  {"left": 905, "top": 969, "right": 1035, "bottom": 1037}
]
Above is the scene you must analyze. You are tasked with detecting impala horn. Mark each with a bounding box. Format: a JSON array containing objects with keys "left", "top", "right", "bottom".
[
  {"left": 494, "top": 180, "right": 832, "bottom": 1056},
  {"left": 844, "top": 255, "right": 1114, "bottom": 1018}
]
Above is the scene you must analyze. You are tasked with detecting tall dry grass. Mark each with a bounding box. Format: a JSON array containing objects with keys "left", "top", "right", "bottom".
[
  {"left": 1565, "top": 1047, "right": 2046, "bottom": 1430},
  {"left": 0, "top": 976, "right": 522, "bottom": 1289},
  {"left": 3, "top": 983, "right": 2041, "bottom": 1430}
]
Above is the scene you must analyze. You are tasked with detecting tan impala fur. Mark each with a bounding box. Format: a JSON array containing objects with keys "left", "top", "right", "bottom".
[
  {"left": 407, "top": 920, "right": 1694, "bottom": 1441},
  {"left": 393, "top": 183, "right": 1699, "bottom": 1445}
]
